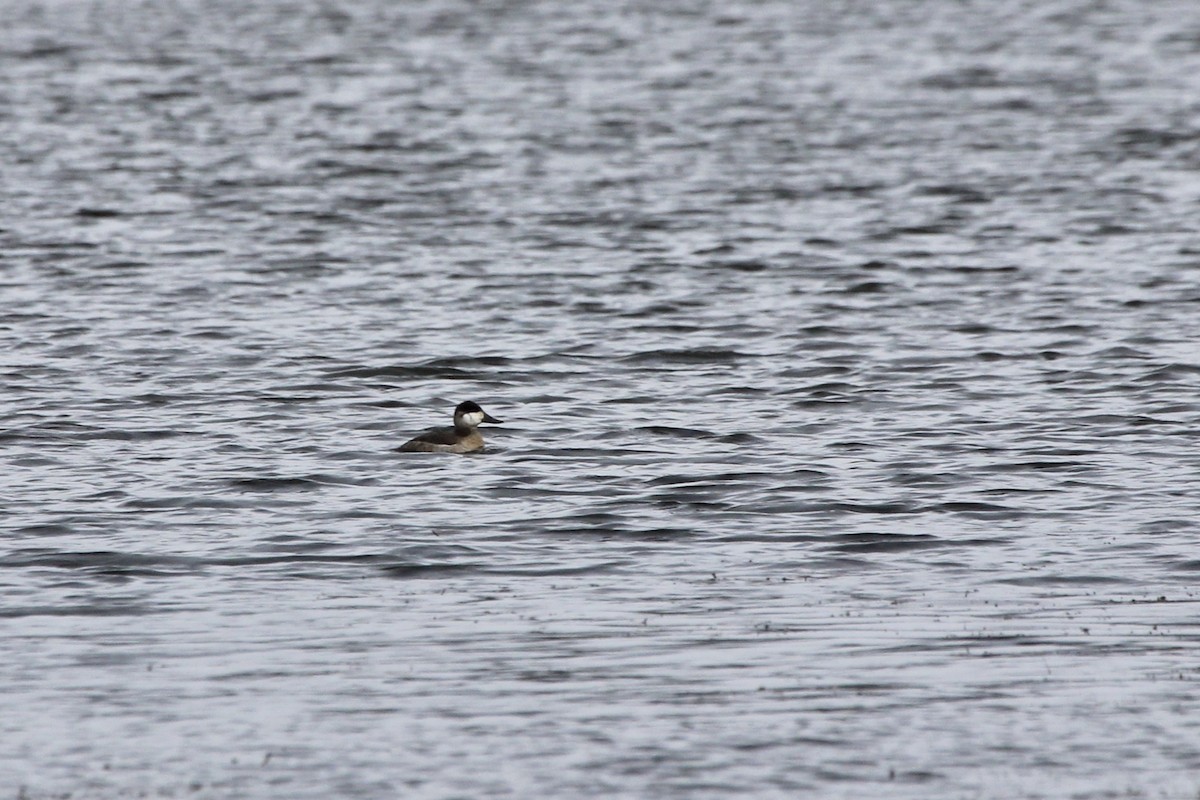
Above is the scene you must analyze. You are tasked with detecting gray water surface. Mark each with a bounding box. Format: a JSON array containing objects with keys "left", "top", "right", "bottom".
[{"left": 5, "top": 0, "right": 1200, "bottom": 797}]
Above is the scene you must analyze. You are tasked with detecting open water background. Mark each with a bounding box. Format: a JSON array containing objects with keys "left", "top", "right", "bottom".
[{"left": 4, "top": 0, "right": 1200, "bottom": 797}]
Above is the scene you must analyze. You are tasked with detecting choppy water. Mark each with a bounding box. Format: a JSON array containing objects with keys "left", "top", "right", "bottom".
[{"left": 5, "top": 0, "right": 1200, "bottom": 797}]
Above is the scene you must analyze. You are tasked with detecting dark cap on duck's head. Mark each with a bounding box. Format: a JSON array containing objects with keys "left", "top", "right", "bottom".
[{"left": 453, "top": 401, "right": 502, "bottom": 426}]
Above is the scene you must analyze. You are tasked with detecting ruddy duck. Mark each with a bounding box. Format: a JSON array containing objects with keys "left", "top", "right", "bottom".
[{"left": 398, "top": 401, "right": 502, "bottom": 454}]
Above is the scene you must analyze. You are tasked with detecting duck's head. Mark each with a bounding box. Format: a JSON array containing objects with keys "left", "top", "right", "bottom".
[{"left": 453, "top": 401, "right": 502, "bottom": 429}]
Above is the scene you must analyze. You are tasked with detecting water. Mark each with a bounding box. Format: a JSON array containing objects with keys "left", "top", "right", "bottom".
[{"left": 4, "top": 0, "right": 1200, "bottom": 796}]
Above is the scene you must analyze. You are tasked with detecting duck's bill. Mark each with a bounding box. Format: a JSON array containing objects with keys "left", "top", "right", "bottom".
[{"left": 482, "top": 412, "right": 502, "bottom": 424}]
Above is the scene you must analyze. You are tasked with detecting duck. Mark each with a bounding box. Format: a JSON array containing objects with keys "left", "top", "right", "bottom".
[{"left": 397, "top": 401, "right": 502, "bottom": 454}]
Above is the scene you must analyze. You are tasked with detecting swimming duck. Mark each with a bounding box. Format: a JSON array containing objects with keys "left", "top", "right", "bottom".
[{"left": 398, "top": 401, "right": 502, "bottom": 453}]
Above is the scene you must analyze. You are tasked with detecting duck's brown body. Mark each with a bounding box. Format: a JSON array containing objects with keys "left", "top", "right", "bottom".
[{"left": 398, "top": 426, "right": 485, "bottom": 453}]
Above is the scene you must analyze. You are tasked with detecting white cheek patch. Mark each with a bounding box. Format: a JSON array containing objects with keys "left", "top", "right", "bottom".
[{"left": 462, "top": 411, "right": 484, "bottom": 426}]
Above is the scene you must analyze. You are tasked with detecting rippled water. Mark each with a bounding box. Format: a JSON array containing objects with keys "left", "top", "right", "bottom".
[{"left": 5, "top": 0, "right": 1200, "bottom": 797}]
